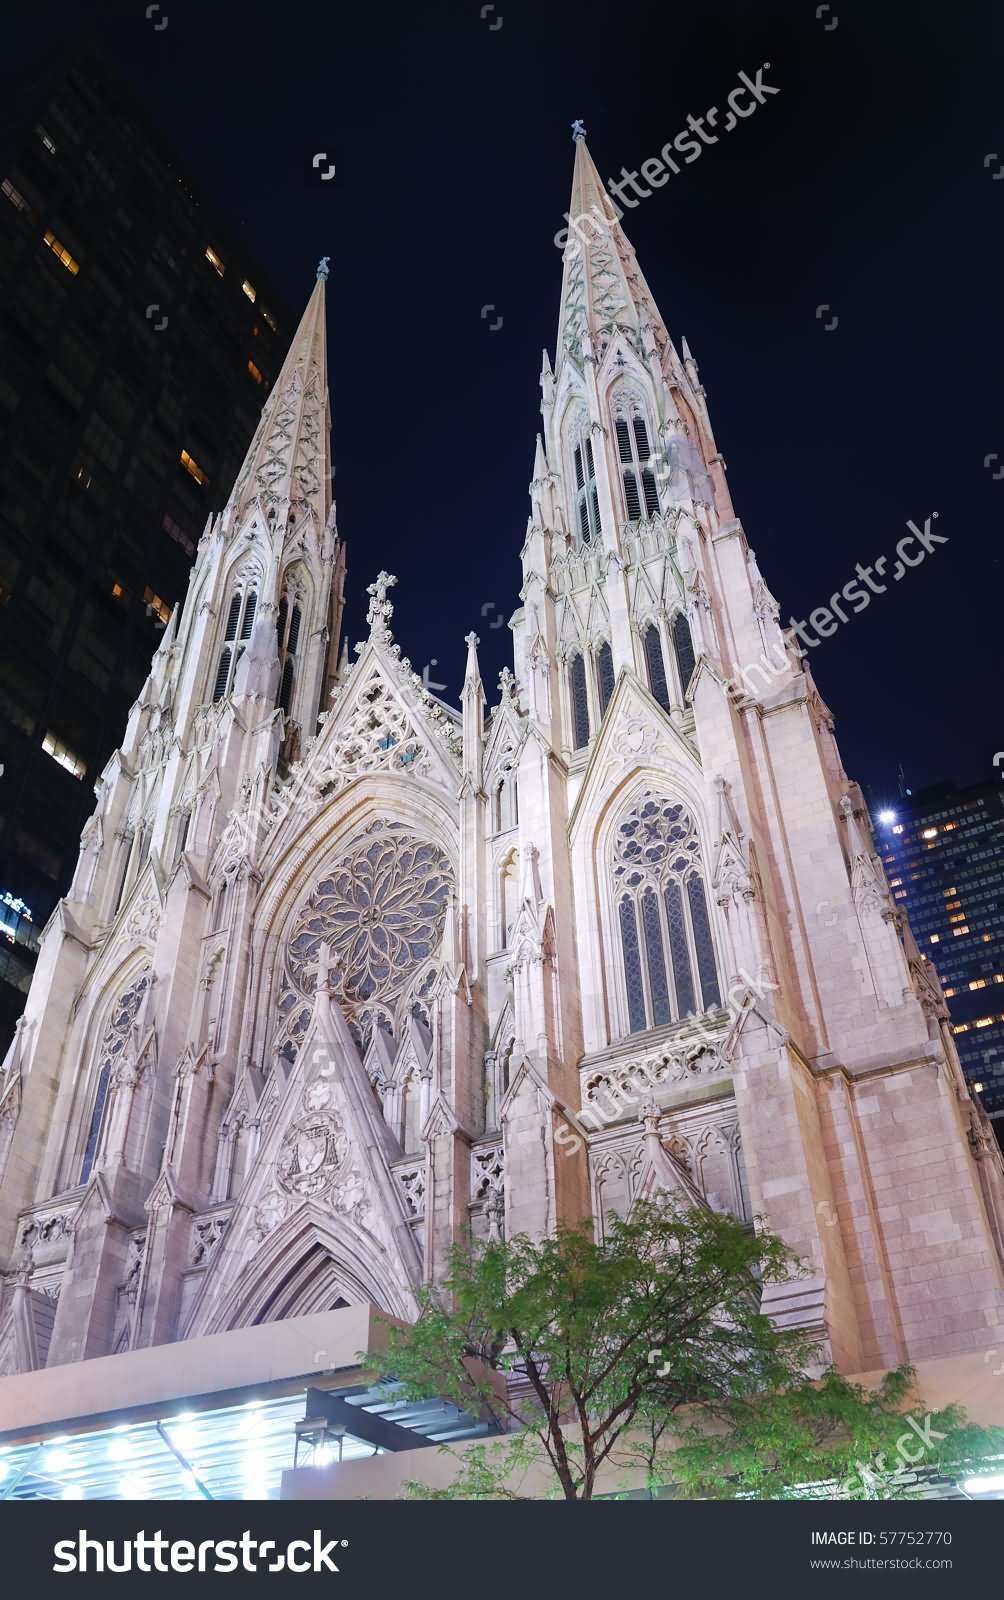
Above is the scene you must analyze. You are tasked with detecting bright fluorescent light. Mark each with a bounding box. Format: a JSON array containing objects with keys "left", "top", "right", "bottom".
[
  {"left": 106, "top": 1438, "right": 134, "bottom": 1462},
  {"left": 61, "top": 1485, "right": 83, "bottom": 1500},
  {"left": 44, "top": 1450, "right": 71, "bottom": 1472},
  {"left": 878, "top": 809, "right": 896, "bottom": 825},
  {"left": 962, "top": 1471, "right": 1004, "bottom": 1494},
  {"left": 117, "top": 1475, "right": 149, "bottom": 1499}
]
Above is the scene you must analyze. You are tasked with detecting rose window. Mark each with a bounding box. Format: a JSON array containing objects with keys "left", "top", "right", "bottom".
[{"left": 276, "top": 820, "right": 451, "bottom": 1055}]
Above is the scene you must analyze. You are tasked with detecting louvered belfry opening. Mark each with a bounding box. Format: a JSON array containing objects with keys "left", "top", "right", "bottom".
[{"left": 212, "top": 583, "right": 257, "bottom": 702}]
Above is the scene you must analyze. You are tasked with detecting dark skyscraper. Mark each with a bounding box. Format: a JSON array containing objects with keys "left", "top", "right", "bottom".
[
  {"left": 875, "top": 782, "right": 1004, "bottom": 1128},
  {"left": 0, "top": 41, "right": 292, "bottom": 1047}
]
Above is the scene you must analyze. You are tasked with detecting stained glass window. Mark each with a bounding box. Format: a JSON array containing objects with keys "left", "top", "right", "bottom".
[
  {"left": 643, "top": 623, "right": 670, "bottom": 712},
  {"left": 641, "top": 886, "right": 671, "bottom": 1026},
  {"left": 688, "top": 873, "right": 721, "bottom": 1009},
  {"left": 664, "top": 878, "right": 696, "bottom": 1017},
  {"left": 276, "top": 822, "right": 452, "bottom": 1058},
  {"left": 672, "top": 611, "right": 696, "bottom": 696},
  {"left": 611, "top": 790, "right": 720, "bottom": 1034},
  {"left": 618, "top": 897, "right": 646, "bottom": 1034},
  {"left": 569, "top": 654, "right": 590, "bottom": 749},
  {"left": 80, "top": 971, "right": 150, "bottom": 1183},
  {"left": 596, "top": 641, "right": 615, "bottom": 718}
]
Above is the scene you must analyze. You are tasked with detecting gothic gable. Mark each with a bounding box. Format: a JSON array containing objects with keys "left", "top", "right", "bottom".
[
  {"left": 259, "top": 637, "right": 461, "bottom": 872},
  {"left": 185, "top": 981, "right": 421, "bottom": 1337},
  {"left": 568, "top": 669, "right": 701, "bottom": 845}
]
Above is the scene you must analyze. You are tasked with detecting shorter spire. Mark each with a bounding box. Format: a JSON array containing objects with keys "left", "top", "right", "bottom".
[
  {"left": 463, "top": 631, "right": 482, "bottom": 690},
  {"left": 462, "top": 632, "right": 484, "bottom": 785}
]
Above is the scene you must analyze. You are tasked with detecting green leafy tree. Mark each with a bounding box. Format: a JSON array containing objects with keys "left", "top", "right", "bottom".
[{"left": 365, "top": 1197, "right": 1002, "bottom": 1500}]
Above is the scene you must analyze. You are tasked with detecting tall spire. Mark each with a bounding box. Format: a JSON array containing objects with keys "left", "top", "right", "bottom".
[
  {"left": 225, "top": 267, "right": 332, "bottom": 538},
  {"left": 556, "top": 131, "right": 668, "bottom": 371}
]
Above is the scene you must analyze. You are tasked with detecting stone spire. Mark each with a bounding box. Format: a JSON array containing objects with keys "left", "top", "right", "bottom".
[
  {"left": 556, "top": 133, "right": 668, "bottom": 371},
  {"left": 461, "top": 631, "right": 484, "bottom": 787},
  {"left": 224, "top": 270, "right": 332, "bottom": 540}
]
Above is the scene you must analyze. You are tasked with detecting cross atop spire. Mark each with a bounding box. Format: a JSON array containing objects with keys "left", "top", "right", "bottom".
[
  {"left": 571, "top": 118, "right": 587, "bottom": 142},
  {"left": 305, "top": 941, "right": 339, "bottom": 995},
  {"left": 316, "top": 255, "right": 331, "bottom": 280},
  {"left": 366, "top": 570, "right": 398, "bottom": 636}
]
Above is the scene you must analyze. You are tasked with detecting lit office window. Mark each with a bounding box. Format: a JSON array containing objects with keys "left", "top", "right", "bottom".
[
  {"left": 143, "top": 587, "right": 171, "bottom": 626},
  {"left": 2, "top": 177, "right": 27, "bottom": 211},
  {"left": 42, "top": 732, "right": 85, "bottom": 779},
  {"left": 180, "top": 448, "right": 207, "bottom": 485},
  {"left": 43, "top": 230, "right": 79, "bottom": 274},
  {"left": 205, "top": 245, "right": 225, "bottom": 275}
]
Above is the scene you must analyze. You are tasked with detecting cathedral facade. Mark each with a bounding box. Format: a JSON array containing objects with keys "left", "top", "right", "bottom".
[{"left": 3, "top": 135, "right": 1004, "bottom": 1402}]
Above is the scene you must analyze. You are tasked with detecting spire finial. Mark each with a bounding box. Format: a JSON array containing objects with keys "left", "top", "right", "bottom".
[
  {"left": 316, "top": 255, "right": 330, "bottom": 280},
  {"left": 571, "top": 118, "right": 587, "bottom": 142},
  {"left": 463, "top": 631, "right": 483, "bottom": 694},
  {"left": 366, "top": 570, "right": 398, "bottom": 635}
]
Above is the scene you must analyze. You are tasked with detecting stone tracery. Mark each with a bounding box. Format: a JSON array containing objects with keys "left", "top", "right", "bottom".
[{"left": 276, "top": 820, "right": 452, "bottom": 1057}]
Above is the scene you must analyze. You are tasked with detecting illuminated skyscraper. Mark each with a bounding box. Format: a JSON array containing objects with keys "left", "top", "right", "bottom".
[
  {"left": 876, "top": 782, "right": 1004, "bottom": 1129},
  {"left": 0, "top": 42, "right": 291, "bottom": 1050}
]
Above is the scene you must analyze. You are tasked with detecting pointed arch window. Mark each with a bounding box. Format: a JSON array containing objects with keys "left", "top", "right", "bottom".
[
  {"left": 568, "top": 652, "right": 590, "bottom": 749},
  {"left": 492, "top": 754, "right": 519, "bottom": 833},
  {"left": 211, "top": 577, "right": 258, "bottom": 702},
  {"left": 276, "top": 578, "right": 303, "bottom": 717},
  {"left": 611, "top": 791, "right": 721, "bottom": 1035},
  {"left": 672, "top": 611, "right": 696, "bottom": 697},
  {"left": 79, "top": 971, "right": 150, "bottom": 1184},
  {"left": 613, "top": 394, "right": 660, "bottom": 522},
  {"left": 643, "top": 622, "right": 671, "bottom": 711},
  {"left": 596, "top": 640, "right": 615, "bottom": 718},
  {"left": 569, "top": 416, "right": 601, "bottom": 544}
]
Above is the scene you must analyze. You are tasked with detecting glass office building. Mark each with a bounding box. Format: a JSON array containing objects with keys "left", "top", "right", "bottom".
[
  {"left": 875, "top": 781, "right": 1004, "bottom": 1132},
  {"left": 0, "top": 40, "right": 292, "bottom": 1051}
]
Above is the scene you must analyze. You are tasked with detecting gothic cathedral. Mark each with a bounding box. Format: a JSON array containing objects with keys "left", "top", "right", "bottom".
[{"left": 3, "top": 135, "right": 1003, "bottom": 1389}]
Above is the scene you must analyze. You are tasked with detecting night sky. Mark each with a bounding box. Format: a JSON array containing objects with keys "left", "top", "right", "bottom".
[{"left": 10, "top": 0, "right": 1003, "bottom": 810}]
